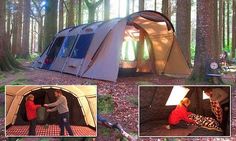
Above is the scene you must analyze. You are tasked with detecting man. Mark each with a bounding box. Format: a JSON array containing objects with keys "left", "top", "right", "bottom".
[
  {"left": 44, "top": 90, "right": 73, "bottom": 136},
  {"left": 203, "top": 88, "right": 229, "bottom": 123}
]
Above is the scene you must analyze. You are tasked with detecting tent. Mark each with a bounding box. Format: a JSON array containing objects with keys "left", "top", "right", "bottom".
[
  {"left": 33, "top": 11, "right": 190, "bottom": 82},
  {"left": 139, "top": 86, "right": 230, "bottom": 136},
  {"left": 6, "top": 85, "right": 96, "bottom": 136}
]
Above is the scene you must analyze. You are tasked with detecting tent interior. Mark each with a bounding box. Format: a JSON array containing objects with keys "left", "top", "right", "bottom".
[
  {"left": 139, "top": 86, "right": 230, "bottom": 136},
  {"left": 6, "top": 86, "right": 96, "bottom": 136},
  {"left": 33, "top": 11, "right": 190, "bottom": 81},
  {"left": 13, "top": 88, "right": 87, "bottom": 126}
]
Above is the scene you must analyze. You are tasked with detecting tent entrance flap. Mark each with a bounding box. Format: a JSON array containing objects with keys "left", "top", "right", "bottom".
[
  {"left": 41, "top": 37, "right": 65, "bottom": 70},
  {"left": 50, "top": 36, "right": 78, "bottom": 72},
  {"left": 62, "top": 33, "right": 94, "bottom": 75},
  {"left": 118, "top": 25, "right": 154, "bottom": 76}
]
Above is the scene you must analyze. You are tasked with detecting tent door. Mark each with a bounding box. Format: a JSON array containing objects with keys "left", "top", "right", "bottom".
[
  {"left": 41, "top": 37, "right": 65, "bottom": 70},
  {"left": 50, "top": 36, "right": 77, "bottom": 72},
  {"left": 63, "top": 33, "right": 94, "bottom": 75}
]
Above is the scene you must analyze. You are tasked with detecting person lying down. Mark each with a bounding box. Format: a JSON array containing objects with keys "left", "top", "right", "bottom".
[{"left": 166, "top": 97, "right": 222, "bottom": 132}]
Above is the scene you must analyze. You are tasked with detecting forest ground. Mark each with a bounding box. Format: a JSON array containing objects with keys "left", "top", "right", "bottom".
[{"left": 0, "top": 61, "right": 236, "bottom": 140}]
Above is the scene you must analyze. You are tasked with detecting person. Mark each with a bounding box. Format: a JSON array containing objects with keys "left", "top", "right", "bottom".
[
  {"left": 44, "top": 90, "right": 73, "bottom": 136},
  {"left": 203, "top": 88, "right": 228, "bottom": 123},
  {"left": 167, "top": 97, "right": 195, "bottom": 129},
  {"left": 25, "top": 94, "right": 41, "bottom": 135}
]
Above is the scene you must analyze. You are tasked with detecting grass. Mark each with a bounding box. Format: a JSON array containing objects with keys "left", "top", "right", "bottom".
[
  {"left": 10, "top": 78, "right": 28, "bottom": 85},
  {"left": 127, "top": 95, "right": 138, "bottom": 107},
  {"left": 99, "top": 125, "right": 112, "bottom": 137},
  {"left": 98, "top": 95, "right": 114, "bottom": 114},
  {"left": 0, "top": 105, "right": 4, "bottom": 118}
]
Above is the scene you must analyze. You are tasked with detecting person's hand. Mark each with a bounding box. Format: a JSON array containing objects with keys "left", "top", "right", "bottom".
[
  {"left": 46, "top": 109, "right": 51, "bottom": 112},
  {"left": 44, "top": 104, "right": 48, "bottom": 107}
]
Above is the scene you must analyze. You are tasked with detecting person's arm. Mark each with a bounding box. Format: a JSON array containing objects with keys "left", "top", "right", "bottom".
[
  {"left": 181, "top": 108, "right": 195, "bottom": 123},
  {"left": 47, "top": 97, "right": 63, "bottom": 107},
  {"left": 47, "top": 107, "right": 57, "bottom": 112},
  {"left": 28, "top": 102, "right": 41, "bottom": 111}
]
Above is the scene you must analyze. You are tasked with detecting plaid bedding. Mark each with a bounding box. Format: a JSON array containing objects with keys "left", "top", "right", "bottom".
[
  {"left": 188, "top": 113, "right": 222, "bottom": 132},
  {"left": 6, "top": 125, "right": 96, "bottom": 137}
]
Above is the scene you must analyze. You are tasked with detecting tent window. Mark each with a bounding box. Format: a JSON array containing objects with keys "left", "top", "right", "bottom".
[
  {"left": 71, "top": 33, "right": 94, "bottom": 59},
  {"left": 58, "top": 36, "right": 77, "bottom": 58},
  {"left": 46, "top": 37, "right": 65, "bottom": 62}
]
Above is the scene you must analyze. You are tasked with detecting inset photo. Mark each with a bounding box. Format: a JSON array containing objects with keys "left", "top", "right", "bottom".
[
  {"left": 139, "top": 85, "right": 231, "bottom": 137},
  {"left": 5, "top": 85, "right": 97, "bottom": 137}
]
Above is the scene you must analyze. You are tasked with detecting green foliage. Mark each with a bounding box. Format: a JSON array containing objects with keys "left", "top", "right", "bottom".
[
  {"left": 223, "top": 39, "right": 232, "bottom": 54},
  {"left": 10, "top": 78, "right": 28, "bottom": 85},
  {"left": 99, "top": 126, "right": 111, "bottom": 136},
  {"left": 16, "top": 53, "right": 40, "bottom": 62},
  {"left": 0, "top": 86, "right": 4, "bottom": 93},
  {"left": 190, "top": 42, "right": 196, "bottom": 63},
  {"left": 127, "top": 95, "right": 138, "bottom": 107},
  {"left": 98, "top": 95, "right": 114, "bottom": 114}
]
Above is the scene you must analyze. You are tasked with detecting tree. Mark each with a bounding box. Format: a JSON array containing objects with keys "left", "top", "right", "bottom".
[
  {"left": 21, "top": 0, "right": 31, "bottom": 58},
  {"left": 31, "top": 0, "right": 45, "bottom": 53},
  {"left": 67, "top": 0, "right": 75, "bottom": 26},
  {"left": 84, "top": 0, "right": 103, "bottom": 23},
  {"left": 176, "top": 0, "right": 191, "bottom": 66},
  {"left": 44, "top": 0, "right": 58, "bottom": 49},
  {"left": 59, "top": 0, "right": 64, "bottom": 30},
  {"left": 12, "top": 0, "right": 23, "bottom": 56},
  {"left": 104, "top": 0, "right": 110, "bottom": 20},
  {"left": 126, "top": 0, "right": 130, "bottom": 16},
  {"left": 139, "top": 0, "right": 144, "bottom": 11},
  {"left": 0, "top": 0, "right": 20, "bottom": 71},
  {"left": 219, "top": 0, "right": 224, "bottom": 51},
  {"left": 226, "top": 0, "right": 230, "bottom": 48},
  {"left": 232, "top": 0, "right": 236, "bottom": 58},
  {"left": 189, "top": 0, "right": 221, "bottom": 84},
  {"left": 162, "top": 0, "right": 171, "bottom": 19}
]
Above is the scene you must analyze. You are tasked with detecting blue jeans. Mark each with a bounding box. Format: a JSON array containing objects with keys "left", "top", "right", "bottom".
[{"left": 59, "top": 112, "right": 73, "bottom": 136}]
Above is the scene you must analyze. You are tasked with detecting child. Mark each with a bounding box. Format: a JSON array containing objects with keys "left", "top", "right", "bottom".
[
  {"left": 167, "top": 97, "right": 195, "bottom": 129},
  {"left": 25, "top": 94, "right": 41, "bottom": 135}
]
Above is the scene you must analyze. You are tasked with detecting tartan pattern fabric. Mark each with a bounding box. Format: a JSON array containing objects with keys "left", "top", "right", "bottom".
[
  {"left": 188, "top": 113, "right": 222, "bottom": 132},
  {"left": 210, "top": 99, "right": 223, "bottom": 123},
  {"left": 6, "top": 125, "right": 96, "bottom": 137}
]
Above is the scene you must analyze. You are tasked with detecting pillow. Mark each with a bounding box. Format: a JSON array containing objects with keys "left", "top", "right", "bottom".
[{"left": 188, "top": 113, "right": 222, "bottom": 132}]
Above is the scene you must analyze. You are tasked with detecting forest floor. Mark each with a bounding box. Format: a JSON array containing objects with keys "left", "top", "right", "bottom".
[{"left": 0, "top": 60, "right": 236, "bottom": 140}]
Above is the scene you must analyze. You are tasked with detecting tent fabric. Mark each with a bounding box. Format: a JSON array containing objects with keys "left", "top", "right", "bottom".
[
  {"left": 6, "top": 85, "right": 97, "bottom": 128},
  {"left": 32, "top": 10, "right": 191, "bottom": 81}
]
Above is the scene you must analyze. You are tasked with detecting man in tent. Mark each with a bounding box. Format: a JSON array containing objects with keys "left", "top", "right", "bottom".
[{"left": 44, "top": 90, "right": 74, "bottom": 136}]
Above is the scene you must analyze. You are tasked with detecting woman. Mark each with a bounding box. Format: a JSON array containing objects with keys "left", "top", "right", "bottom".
[
  {"left": 25, "top": 94, "right": 41, "bottom": 135},
  {"left": 167, "top": 97, "right": 195, "bottom": 129}
]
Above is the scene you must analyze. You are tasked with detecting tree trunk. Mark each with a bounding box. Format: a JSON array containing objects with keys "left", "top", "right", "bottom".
[
  {"left": 44, "top": 0, "right": 58, "bottom": 49},
  {"left": 31, "top": 19, "right": 34, "bottom": 54},
  {"left": 104, "top": 0, "right": 110, "bottom": 20},
  {"left": 219, "top": 0, "right": 224, "bottom": 52},
  {"left": 176, "top": 0, "right": 191, "bottom": 67},
  {"left": 226, "top": 0, "right": 230, "bottom": 48},
  {"left": 59, "top": 0, "right": 64, "bottom": 30},
  {"left": 21, "top": 0, "right": 30, "bottom": 58},
  {"left": 78, "top": 0, "right": 82, "bottom": 24},
  {"left": 0, "top": 0, "right": 21, "bottom": 71},
  {"left": 38, "top": 18, "right": 43, "bottom": 53},
  {"left": 67, "top": 0, "right": 75, "bottom": 26},
  {"left": 189, "top": 0, "right": 222, "bottom": 84},
  {"left": 85, "top": 0, "right": 103, "bottom": 23},
  {"left": 132, "top": 0, "right": 135, "bottom": 12},
  {"left": 162, "top": 0, "right": 171, "bottom": 19},
  {"left": 232, "top": 0, "right": 236, "bottom": 58},
  {"left": 12, "top": 0, "right": 23, "bottom": 57},
  {"left": 154, "top": 0, "right": 157, "bottom": 11},
  {"left": 139, "top": 0, "right": 144, "bottom": 11},
  {"left": 223, "top": 1, "right": 225, "bottom": 48}
]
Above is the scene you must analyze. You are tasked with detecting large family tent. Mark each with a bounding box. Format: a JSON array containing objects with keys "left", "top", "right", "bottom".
[
  {"left": 6, "top": 85, "right": 96, "bottom": 136},
  {"left": 33, "top": 11, "right": 190, "bottom": 81}
]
